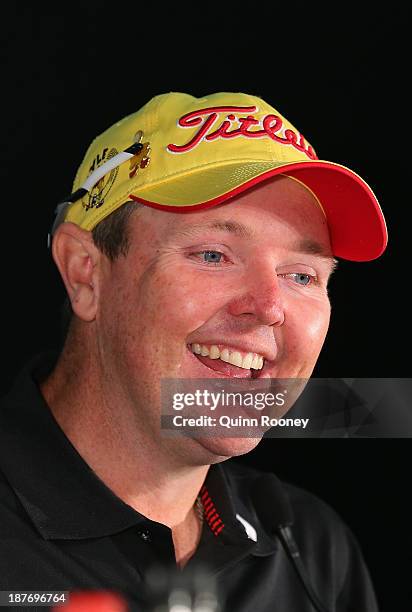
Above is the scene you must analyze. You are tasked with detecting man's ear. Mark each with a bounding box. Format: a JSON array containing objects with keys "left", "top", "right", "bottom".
[{"left": 51, "top": 222, "right": 102, "bottom": 322}]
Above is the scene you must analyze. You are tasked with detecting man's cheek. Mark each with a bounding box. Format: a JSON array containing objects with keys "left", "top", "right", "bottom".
[
  {"left": 299, "top": 305, "right": 331, "bottom": 359},
  {"left": 149, "top": 279, "right": 225, "bottom": 332},
  {"left": 286, "top": 303, "right": 330, "bottom": 352},
  {"left": 308, "top": 311, "right": 330, "bottom": 344}
]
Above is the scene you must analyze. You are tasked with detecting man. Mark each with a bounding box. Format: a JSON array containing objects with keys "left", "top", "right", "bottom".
[{"left": 0, "top": 92, "right": 387, "bottom": 611}]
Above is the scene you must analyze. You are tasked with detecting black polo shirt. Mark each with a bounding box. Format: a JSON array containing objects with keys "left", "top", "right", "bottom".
[{"left": 0, "top": 354, "right": 379, "bottom": 611}]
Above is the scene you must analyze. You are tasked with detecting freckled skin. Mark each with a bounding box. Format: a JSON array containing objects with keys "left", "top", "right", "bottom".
[{"left": 93, "top": 175, "right": 333, "bottom": 462}]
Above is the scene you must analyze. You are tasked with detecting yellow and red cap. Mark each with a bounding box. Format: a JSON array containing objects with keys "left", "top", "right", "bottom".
[{"left": 56, "top": 91, "right": 387, "bottom": 261}]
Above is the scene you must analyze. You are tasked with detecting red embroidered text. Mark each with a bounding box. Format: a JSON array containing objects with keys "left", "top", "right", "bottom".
[{"left": 167, "top": 105, "right": 317, "bottom": 160}]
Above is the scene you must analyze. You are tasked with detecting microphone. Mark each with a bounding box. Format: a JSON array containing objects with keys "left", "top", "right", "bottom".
[
  {"left": 51, "top": 576, "right": 219, "bottom": 612},
  {"left": 252, "top": 473, "right": 331, "bottom": 612},
  {"left": 144, "top": 563, "right": 220, "bottom": 612}
]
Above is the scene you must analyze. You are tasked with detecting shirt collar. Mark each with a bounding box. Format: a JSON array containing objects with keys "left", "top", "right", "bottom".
[
  {"left": 199, "top": 460, "right": 278, "bottom": 556},
  {"left": 0, "top": 353, "right": 278, "bottom": 555}
]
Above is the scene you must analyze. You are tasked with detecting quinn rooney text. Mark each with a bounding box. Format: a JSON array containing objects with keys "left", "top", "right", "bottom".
[{"left": 172, "top": 415, "right": 310, "bottom": 429}]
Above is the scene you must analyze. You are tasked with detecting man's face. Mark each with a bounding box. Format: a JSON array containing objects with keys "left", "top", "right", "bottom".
[{"left": 96, "top": 175, "right": 334, "bottom": 462}]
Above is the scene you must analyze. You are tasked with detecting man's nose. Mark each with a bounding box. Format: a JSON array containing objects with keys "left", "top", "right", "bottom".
[{"left": 227, "top": 266, "right": 285, "bottom": 327}]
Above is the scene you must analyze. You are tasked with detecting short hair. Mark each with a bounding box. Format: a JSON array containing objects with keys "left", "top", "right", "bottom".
[
  {"left": 91, "top": 200, "right": 144, "bottom": 261},
  {"left": 60, "top": 200, "right": 144, "bottom": 341}
]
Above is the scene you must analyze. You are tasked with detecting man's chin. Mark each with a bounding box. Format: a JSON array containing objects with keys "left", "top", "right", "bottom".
[{"left": 193, "top": 435, "right": 264, "bottom": 461}]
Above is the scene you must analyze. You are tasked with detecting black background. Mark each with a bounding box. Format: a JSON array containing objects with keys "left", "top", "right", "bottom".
[{"left": 1, "top": 5, "right": 410, "bottom": 610}]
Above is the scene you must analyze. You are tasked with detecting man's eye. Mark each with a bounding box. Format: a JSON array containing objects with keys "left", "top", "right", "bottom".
[
  {"left": 195, "top": 250, "right": 224, "bottom": 264},
  {"left": 281, "top": 272, "right": 316, "bottom": 286}
]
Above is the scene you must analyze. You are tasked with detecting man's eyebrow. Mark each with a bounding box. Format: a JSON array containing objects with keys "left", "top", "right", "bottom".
[
  {"left": 171, "top": 219, "right": 256, "bottom": 240},
  {"left": 295, "top": 239, "right": 339, "bottom": 272}
]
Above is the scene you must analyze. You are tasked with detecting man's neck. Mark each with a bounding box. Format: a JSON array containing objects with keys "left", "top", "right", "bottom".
[{"left": 40, "top": 350, "right": 210, "bottom": 541}]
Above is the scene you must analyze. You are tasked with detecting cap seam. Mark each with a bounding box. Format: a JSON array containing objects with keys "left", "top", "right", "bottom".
[{"left": 133, "top": 157, "right": 282, "bottom": 189}]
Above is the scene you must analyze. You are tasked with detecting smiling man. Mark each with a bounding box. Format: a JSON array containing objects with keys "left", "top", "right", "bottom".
[{"left": 0, "top": 92, "right": 387, "bottom": 611}]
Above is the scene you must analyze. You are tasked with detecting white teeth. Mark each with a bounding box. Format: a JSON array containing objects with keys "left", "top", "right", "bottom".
[
  {"left": 220, "top": 348, "right": 230, "bottom": 363},
  {"left": 209, "top": 345, "right": 220, "bottom": 359},
  {"left": 190, "top": 344, "right": 265, "bottom": 370},
  {"left": 227, "top": 351, "right": 243, "bottom": 367},
  {"left": 241, "top": 352, "right": 254, "bottom": 369},
  {"left": 250, "top": 354, "right": 260, "bottom": 369}
]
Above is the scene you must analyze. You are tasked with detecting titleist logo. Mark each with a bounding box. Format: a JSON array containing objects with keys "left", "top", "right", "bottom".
[{"left": 167, "top": 105, "right": 317, "bottom": 160}]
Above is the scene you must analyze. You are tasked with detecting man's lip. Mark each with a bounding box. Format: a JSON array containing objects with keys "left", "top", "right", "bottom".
[{"left": 185, "top": 340, "right": 277, "bottom": 363}]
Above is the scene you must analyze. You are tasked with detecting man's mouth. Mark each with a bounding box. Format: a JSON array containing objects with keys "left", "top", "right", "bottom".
[{"left": 187, "top": 343, "right": 266, "bottom": 379}]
